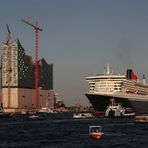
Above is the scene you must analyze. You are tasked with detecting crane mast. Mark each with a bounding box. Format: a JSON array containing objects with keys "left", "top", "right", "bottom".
[
  {"left": 5, "top": 24, "right": 11, "bottom": 108},
  {"left": 21, "top": 19, "right": 42, "bottom": 109}
]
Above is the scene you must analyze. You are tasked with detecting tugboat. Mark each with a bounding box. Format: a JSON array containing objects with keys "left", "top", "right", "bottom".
[
  {"left": 105, "top": 98, "right": 135, "bottom": 118},
  {"left": 89, "top": 126, "right": 104, "bottom": 139}
]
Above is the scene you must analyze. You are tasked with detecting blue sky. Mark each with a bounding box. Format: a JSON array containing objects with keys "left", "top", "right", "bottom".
[{"left": 1, "top": 0, "right": 148, "bottom": 106}]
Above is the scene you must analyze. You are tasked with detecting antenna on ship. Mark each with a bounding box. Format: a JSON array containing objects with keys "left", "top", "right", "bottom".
[
  {"left": 111, "top": 67, "right": 113, "bottom": 74},
  {"left": 104, "top": 67, "right": 106, "bottom": 75},
  {"left": 106, "top": 64, "right": 110, "bottom": 75},
  {"left": 143, "top": 74, "right": 146, "bottom": 84}
]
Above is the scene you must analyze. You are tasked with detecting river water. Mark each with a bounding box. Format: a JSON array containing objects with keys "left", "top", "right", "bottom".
[{"left": 0, "top": 113, "right": 147, "bottom": 148}]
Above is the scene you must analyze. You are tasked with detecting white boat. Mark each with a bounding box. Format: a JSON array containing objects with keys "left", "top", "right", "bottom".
[
  {"left": 29, "top": 114, "right": 40, "bottom": 119},
  {"left": 29, "top": 107, "right": 57, "bottom": 119},
  {"left": 73, "top": 113, "right": 94, "bottom": 119},
  {"left": 38, "top": 107, "right": 57, "bottom": 114},
  {"left": 105, "top": 98, "right": 135, "bottom": 117},
  {"left": 89, "top": 126, "right": 104, "bottom": 139}
]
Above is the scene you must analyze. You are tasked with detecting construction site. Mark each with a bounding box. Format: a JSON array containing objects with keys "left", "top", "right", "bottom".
[{"left": 0, "top": 20, "right": 55, "bottom": 114}]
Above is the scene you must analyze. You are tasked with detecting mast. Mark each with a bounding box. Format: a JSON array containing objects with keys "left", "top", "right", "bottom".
[{"left": 106, "top": 64, "right": 110, "bottom": 75}]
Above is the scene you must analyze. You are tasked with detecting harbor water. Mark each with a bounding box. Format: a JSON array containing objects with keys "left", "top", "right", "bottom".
[{"left": 0, "top": 113, "right": 148, "bottom": 148}]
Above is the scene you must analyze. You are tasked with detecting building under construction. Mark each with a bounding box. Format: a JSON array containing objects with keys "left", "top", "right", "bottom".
[{"left": 0, "top": 39, "right": 55, "bottom": 113}]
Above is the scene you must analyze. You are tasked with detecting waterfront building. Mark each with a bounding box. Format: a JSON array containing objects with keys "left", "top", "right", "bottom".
[{"left": 1, "top": 39, "right": 55, "bottom": 113}]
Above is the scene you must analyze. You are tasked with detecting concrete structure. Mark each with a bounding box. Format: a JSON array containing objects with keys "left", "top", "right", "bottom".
[
  {"left": 1, "top": 39, "right": 55, "bottom": 113},
  {"left": 2, "top": 88, "right": 55, "bottom": 113}
]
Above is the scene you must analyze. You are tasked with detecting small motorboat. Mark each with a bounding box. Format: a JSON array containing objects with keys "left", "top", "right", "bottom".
[
  {"left": 29, "top": 114, "right": 39, "bottom": 119},
  {"left": 135, "top": 115, "right": 148, "bottom": 123},
  {"left": 89, "top": 126, "right": 104, "bottom": 139},
  {"left": 38, "top": 107, "right": 57, "bottom": 114},
  {"left": 73, "top": 113, "right": 94, "bottom": 119}
]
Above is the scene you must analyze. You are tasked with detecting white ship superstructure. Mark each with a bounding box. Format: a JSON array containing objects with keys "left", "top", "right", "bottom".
[{"left": 87, "top": 67, "right": 126, "bottom": 95}]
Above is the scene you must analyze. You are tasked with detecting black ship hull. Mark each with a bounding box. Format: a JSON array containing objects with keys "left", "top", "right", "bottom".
[{"left": 85, "top": 93, "right": 148, "bottom": 115}]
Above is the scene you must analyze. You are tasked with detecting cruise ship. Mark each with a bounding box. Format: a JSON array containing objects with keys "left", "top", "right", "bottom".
[{"left": 85, "top": 64, "right": 148, "bottom": 115}]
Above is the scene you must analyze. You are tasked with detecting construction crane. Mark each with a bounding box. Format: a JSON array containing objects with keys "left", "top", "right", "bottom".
[
  {"left": 5, "top": 24, "right": 11, "bottom": 108},
  {"left": 21, "top": 19, "right": 43, "bottom": 109}
]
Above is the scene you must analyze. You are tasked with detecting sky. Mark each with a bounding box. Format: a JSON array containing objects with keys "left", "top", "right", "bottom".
[{"left": 1, "top": 0, "right": 148, "bottom": 106}]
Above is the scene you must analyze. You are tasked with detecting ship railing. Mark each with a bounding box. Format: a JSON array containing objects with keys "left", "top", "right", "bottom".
[{"left": 114, "top": 91, "right": 148, "bottom": 97}]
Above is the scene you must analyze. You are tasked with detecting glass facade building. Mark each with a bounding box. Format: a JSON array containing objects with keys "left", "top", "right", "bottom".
[{"left": 1, "top": 39, "right": 53, "bottom": 90}]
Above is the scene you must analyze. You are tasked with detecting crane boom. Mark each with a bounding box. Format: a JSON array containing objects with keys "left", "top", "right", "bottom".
[
  {"left": 21, "top": 19, "right": 43, "bottom": 31},
  {"left": 5, "top": 24, "right": 11, "bottom": 45},
  {"left": 6, "top": 24, "right": 11, "bottom": 34}
]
